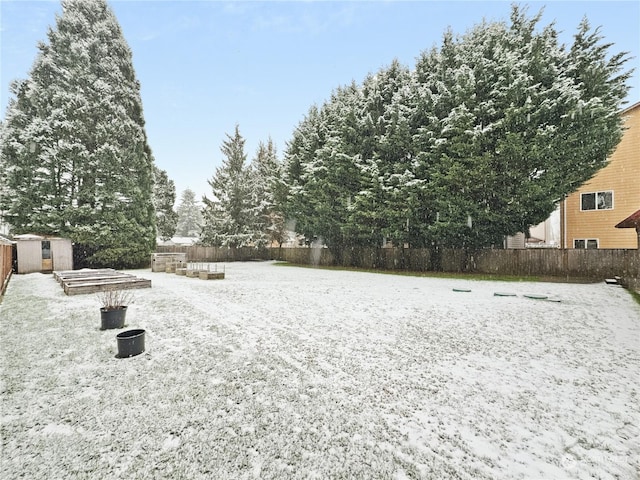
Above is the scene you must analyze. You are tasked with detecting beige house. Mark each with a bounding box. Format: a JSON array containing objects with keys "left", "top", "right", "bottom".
[
  {"left": 505, "top": 208, "right": 560, "bottom": 249},
  {"left": 560, "top": 102, "right": 640, "bottom": 249},
  {"left": 506, "top": 102, "right": 639, "bottom": 249}
]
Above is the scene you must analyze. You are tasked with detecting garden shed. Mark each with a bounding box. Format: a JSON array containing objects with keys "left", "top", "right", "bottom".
[{"left": 14, "top": 234, "right": 73, "bottom": 274}]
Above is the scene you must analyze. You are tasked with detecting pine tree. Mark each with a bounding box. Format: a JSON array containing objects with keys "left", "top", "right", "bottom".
[
  {"left": 357, "top": 61, "right": 418, "bottom": 248},
  {"left": 200, "top": 125, "right": 255, "bottom": 247},
  {"left": 415, "top": 5, "right": 631, "bottom": 248},
  {"left": 283, "top": 64, "right": 416, "bottom": 250},
  {"left": 281, "top": 104, "right": 322, "bottom": 244},
  {"left": 251, "top": 138, "right": 286, "bottom": 247},
  {"left": 152, "top": 166, "right": 178, "bottom": 241},
  {"left": 283, "top": 83, "right": 368, "bottom": 250},
  {"left": 0, "top": 120, "right": 10, "bottom": 235},
  {"left": 0, "top": 0, "right": 156, "bottom": 267},
  {"left": 175, "top": 188, "right": 203, "bottom": 237}
]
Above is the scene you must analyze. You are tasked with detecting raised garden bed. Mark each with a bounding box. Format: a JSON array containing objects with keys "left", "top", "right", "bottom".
[
  {"left": 199, "top": 271, "right": 225, "bottom": 280},
  {"left": 54, "top": 269, "right": 151, "bottom": 295}
]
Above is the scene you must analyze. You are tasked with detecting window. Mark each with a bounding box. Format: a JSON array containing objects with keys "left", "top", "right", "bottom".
[
  {"left": 581, "top": 191, "right": 613, "bottom": 211},
  {"left": 41, "top": 240, "right": 51, "bottom": 259},
  {"left": 574, "top": 239, "right": 598, "bottom": 249}
]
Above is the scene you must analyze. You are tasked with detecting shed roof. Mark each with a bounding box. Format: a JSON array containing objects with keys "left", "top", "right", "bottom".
[
  {"left": 13, "top": 234, "right": 70, "bottom": 241},
  {"left": 615, "top": 209, "right": 640, "bottom": 229},
  {"left": 13, "top": 234, "right": 45, "bottom": 240}
]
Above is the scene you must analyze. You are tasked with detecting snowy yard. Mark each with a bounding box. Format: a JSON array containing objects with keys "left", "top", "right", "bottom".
[{"left": 1, "top": 261, "right": 639, "bottom": 479}]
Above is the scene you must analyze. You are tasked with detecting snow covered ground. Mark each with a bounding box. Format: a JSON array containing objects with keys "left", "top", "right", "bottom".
[{"left": 1, "top": 261, "right": 638, "bottom": 479}]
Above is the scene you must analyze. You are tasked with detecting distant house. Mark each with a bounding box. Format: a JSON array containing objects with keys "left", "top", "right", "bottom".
[
  {"left": 156, "top": 236, "right": 199, "bottom": 247},
  {"left": 505, "top": 209, "right": 560, "bottom": 249},
  {"left": 560, "top": 101, "right": 640, "bottom": 249},
  {"left": 14, "top": 234, "right": 73, "bottom": 274}
]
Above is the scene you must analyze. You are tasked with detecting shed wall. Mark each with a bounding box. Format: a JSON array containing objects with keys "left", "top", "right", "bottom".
[
  {"left": 51, "top": 239, "right": 73, "bottom": 271},
  {"left": 16, "top": 238, "right": 73, "bottom": 273},
  {"left": 17, "top": 241, "right": 43, "bottom": 274}
]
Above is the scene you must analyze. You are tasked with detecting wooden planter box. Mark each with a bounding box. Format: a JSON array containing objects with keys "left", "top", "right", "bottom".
[
  {"left": 199, "top": 271, "right": 225, "bottom": 280},
  {"left": 151, "top": 253, "right": 186, "bottom": 272},
  {"left": 175, "top": 268, "right": 187, "bottom": 276},
  {"left": 55, "top": 268, "right": 151, "bottom": 295},
  {"left": 165, "top": 263, "right": 177, "bottom": 273}
]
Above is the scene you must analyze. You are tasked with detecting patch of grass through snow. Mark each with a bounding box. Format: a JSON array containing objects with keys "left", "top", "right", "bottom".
[{"left": 273, "top": 261, "right": 599, "bottom": 284}]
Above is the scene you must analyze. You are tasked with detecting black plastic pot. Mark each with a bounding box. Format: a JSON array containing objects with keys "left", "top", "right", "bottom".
[
  {"left": 116, "top": 329, "right": 146, "bottom": 358},
  {"left": 100, "top": 306, "right": 127, "bottom": 330}
]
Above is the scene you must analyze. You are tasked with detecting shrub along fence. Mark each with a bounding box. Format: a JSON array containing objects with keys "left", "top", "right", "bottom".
[{"left": 157, "top": 245, "right": 639, "bottom": 284}]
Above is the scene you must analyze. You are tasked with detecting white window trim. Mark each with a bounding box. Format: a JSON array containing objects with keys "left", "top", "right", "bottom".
[
  {"left": 580, "top": 190, "right": 614, "bottom": 211},
  {"left": 573, "top": 238, "right": 599, "bottom": 249}
]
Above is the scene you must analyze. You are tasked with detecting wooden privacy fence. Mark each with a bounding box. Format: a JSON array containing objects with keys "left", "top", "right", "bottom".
[
  {"left": 156, "top": 245, "right": 270, "bottom": 262},
  {"left": 0, "top": 240, "right": 14, "bottom": 296},
  {"left": 272, "top": 246, "right": 640, "bottom": 282},
  {"left": 157, "top": 245, "right": 639, "bottom": 282},
  {"left": 469, "top": 248, "right": 639, "bottom": 280}
]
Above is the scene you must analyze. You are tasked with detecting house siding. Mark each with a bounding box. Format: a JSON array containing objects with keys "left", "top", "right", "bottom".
[{"left": 564, "top": 102, "right": 640, "bottom": 248}]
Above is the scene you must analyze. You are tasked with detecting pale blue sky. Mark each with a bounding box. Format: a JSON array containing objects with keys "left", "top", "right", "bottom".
[{"left": 2, "top": 1, "right": 639, "bottom": 201}]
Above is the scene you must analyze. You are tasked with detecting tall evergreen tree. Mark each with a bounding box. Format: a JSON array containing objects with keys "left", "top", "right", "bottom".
[
  {"left": 152, "top": 166, "right": 178, "bottom": 241},
  {"left": 415, "top": 6, "right": 631, "bottom": 248},
  {"left": 175, "top": 188, "right": 203, "bottom": 237},
  {"left": 357, "top": 61, "right": 418, "bottom": 248},
  {"left": 200, "top": 125, "right": 255, "bottom": 247},
  {"left": 281, "top": 104, "right": 322, "bottom": 241},
  {"left": 283, "top": 83, "right": 368, "bottom": 250},
  {"left": 0, "top": 0, "right": 156, "bottom": 267},
  {"left": 251, "top": 138, "right": 286, "bottom": 247}
]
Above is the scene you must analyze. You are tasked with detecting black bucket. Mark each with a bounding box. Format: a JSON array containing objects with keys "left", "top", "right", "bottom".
[
  {"left": 116, "top": 329, "right": 145, "bottom": 358},
  {"left": 100, "top": 307, "right": 126, "bottom": 330}
]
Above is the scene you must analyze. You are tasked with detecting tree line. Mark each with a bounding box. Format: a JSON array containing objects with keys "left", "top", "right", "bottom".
[
  {"left": 281, "top": 7, "right": 631, "bottom": 252},
  {"left": 201, "top": 6, "right": 631, "bottom": 254},
  {"left": 0, "top": 1, "right": 632, "bottom": 268}
]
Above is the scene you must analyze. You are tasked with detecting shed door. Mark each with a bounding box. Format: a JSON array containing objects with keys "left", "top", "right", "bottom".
[{"left": 41, "top": 240, "right": 52, "bottom": 271}]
